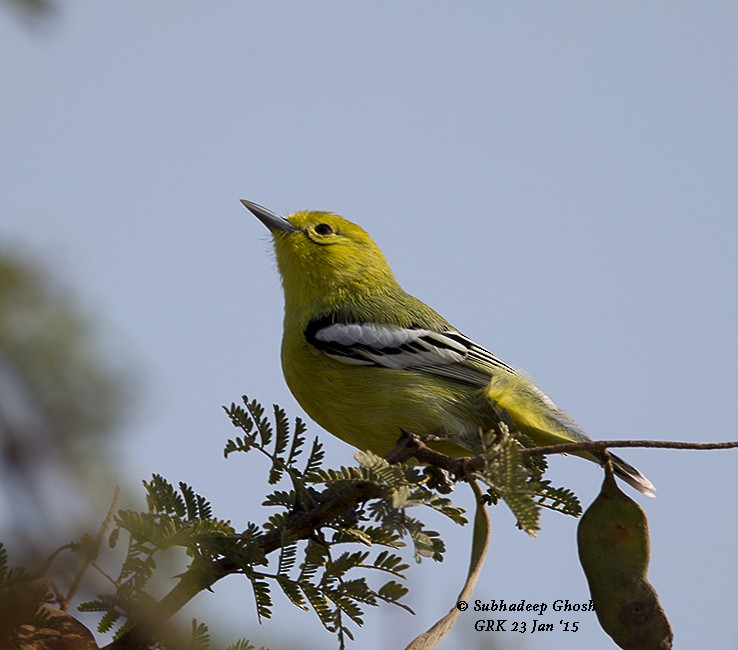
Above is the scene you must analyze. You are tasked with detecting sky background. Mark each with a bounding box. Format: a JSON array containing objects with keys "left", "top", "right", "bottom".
[{"left": 2, "top": 2, "right": 738, "bottom": 648}]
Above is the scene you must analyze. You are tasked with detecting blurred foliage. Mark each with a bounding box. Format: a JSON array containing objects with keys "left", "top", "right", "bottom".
[
  {"left": 0, "top": 398, "right": 431, "bottom": 649},
  {"left": 0, "top": 249, "right": 125, "bottom": 546},
  {"left": 1, "top": 0, "right": 55, "bottom": 22},
  {"left": 0, "top": 251, "right": 122, "bottom": 439}
]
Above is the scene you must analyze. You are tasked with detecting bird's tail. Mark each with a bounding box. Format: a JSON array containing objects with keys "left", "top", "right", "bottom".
[{"left": 485, "top": 371, "right": 656, "bottom": 497}]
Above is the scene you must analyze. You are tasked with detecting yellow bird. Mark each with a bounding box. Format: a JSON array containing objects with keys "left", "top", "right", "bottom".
[{"left": 243, "top": 199, "right": 654, "bottom": 496}]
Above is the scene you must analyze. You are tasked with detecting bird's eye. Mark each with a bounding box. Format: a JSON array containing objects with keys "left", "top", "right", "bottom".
[{"left": 314, "top": 223, "right": 334, "bottom": 236}]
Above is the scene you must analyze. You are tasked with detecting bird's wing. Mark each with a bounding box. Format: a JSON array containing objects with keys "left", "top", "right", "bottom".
[
  {"left": 304, "top": 318, "right": 515, "bottom": 387},
  {"left": 303, "top": 317, "right": 656, "bottom": 495}
]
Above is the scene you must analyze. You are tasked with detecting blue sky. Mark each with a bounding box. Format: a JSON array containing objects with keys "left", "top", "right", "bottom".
[{"left": 2, "top": 3, "right": 737, "bottom": 648}]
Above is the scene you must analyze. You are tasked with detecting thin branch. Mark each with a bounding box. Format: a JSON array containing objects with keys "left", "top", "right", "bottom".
[
  {"left": 62, "top": 487, "right": 120, "bottom": 610},
  {"left": 102, "top": 481, "right": 384, "bottom": 650},
  {"left": 384, "top": 430, "right": 485, "bottom": 477},
  {"left": 389, "top": 430, "right": 738, "bottom": 461},
  {"left": 519, "top": 439, "right": 738, "bottom": 457}
]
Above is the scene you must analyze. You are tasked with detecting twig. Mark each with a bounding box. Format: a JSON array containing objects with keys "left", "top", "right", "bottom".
[
  {"left": 63, "top": 487, "right": 120, "bottom": 610},
  {"left": 519, "top": 439, "right": 738, "bottom": 457},
  {"left": 385, "top": 430, "right": 485, "bottom": 477},
  {"left": 102, "top": 481, "right": 384, "bottom": 650}
]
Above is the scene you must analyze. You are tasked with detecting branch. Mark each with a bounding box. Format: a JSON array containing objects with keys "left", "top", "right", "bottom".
[
  {"left": 519, "top": 438, "right": 738, "bottom": 457},
  {"left": 388, "top": 430, "right": 738, "bottom": 460},
  {"left": 104, "top": 432, "right": 468, "bottom": 649},
  {"left": 384, "top": 429, "right": 485, "bottom": 476},
  {"left": 103, "top": 432, "right": 738, "bottom": 649},
  {"left": 103, "top": 481, "right": 384, "bottom": 650},
  {"left": 61, "top": 488, "right": 120, "bottom": 611}
]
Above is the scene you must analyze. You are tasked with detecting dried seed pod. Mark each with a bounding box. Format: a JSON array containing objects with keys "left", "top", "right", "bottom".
[{"left": 577, "top": 465, "right": 672, "bottom": 649}]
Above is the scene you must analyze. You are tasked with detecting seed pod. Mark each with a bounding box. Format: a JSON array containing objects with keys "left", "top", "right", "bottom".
[{"left": 577, "top": 465, "right": 672, "bottom": 649}]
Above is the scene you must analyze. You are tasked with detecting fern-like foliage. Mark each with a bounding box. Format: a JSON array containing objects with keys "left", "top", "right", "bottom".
[
  {"left": 222, "top": 397, "right": 425, "bottom": 648},
  {"left": 460, "top": 425, "right": 582, "bottom": 534},
  {"left": 78, "top": 477, "right": 241, "bottom": 642},
  {"left": 1, "top": 394, "right": 585, "bottom": 649},
  {"left": 0, "top": 545, "right": 35, "bottom": 645},
  {"left": 223, "top": 398, "right": 318, "bottom": 488},
  {"left": 226, "top": 640, "right": 267, "bottom": 650},
  {"left": 219, "top": 396, "right": 580, "bottom": 644},
  {"left": 0, "top": 542, "right": 27, "bottom": 590},
  {"left": 0, "top": 544, "right": 80, "bottom": 649}
]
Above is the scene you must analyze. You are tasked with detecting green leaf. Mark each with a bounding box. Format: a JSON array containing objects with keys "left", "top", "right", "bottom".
[
  {"left": 275, "top": 574, "right": 309, "bottom": 610},
  {"left": 249, "top": 575, "right": 273, "bottom": 623},
  {"left": 262, "top": 489, "right": 296, "bottom": 509},
  {"left": 277, "top": 543, "right": 298, "bottom": 576},
  {"left": 190, "top": 618, "right": 210, "bottom": 650},
  {"left": 303, "top": 436, "right": 325, "bottom": 475},
  {"left": 97, "top": 609, "right": 121, "bottom": 634},
  {"left": 300, "top": 581, "right": 336, "bottom": 632}
]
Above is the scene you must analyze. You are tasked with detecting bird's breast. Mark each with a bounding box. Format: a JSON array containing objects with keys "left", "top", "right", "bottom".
[{"left": 280, "top": 326, "right": 487, "bottom": 457}]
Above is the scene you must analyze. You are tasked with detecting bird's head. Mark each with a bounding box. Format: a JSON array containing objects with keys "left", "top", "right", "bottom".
[{"left": 243, "top": 200, "right": 400, "bottom": 314}]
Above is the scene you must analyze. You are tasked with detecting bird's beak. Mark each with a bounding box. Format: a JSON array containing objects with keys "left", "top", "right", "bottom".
[{"left": 241, "top": 199, "right": 297, "bottom": 234}]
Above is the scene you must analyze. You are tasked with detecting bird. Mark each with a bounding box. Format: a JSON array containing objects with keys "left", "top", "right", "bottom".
[{"left": 242, "top": 199, "right": 654, "bottom": 496}]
